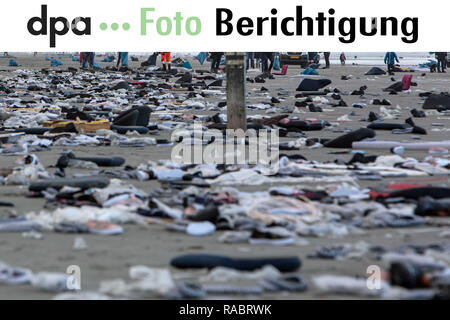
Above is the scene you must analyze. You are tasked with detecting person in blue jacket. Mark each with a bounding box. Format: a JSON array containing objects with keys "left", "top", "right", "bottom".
[{"left": 384, "top": 52, "right": 399, "bottom": 74}]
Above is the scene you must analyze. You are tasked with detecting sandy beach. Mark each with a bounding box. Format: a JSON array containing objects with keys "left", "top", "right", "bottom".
[{"left": 0, "top": 53, "right": 449, "bottom": 299}]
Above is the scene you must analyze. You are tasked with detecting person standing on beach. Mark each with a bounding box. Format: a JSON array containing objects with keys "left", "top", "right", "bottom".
[
  {"left": 161, "top": 52, "right": 171, "bottom": 71},
  {"left": 116, "top": 52, "right": 129, "bottom": 69},
  {"left": 258, "top": 52, "right": 274, "bottom": 74},
  {"left": 209, "top": 52, "right": 223, "bottom": 73},
  {"left": 87, "top": 52, "right": 95, "bottom": 68},
  {"left": 257, "top": 52, "right": 267, "bottom": 73},
  {"left": 263, "top": 52, "right": 275, "bottom": 74},
  {"left": 80, "top": 52, "right": 95, "bottom": 68},
  {"left": 323, "top": 52, "right": 331, "bottom": 69},
  {"left": 435, "top": 52, "right": 447, "bottom": 73},
  {"left": 384, "top": 52, "right": 399, "bottom": 74},
  {"left": 246, "top": 52, "right": 255, "bottom": 70},
  {"left": 340, "top": 52, "right": 346, "bottom": 65}
]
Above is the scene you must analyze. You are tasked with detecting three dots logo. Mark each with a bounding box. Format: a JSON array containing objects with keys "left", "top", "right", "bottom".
[{"left": 99, "top": 22, "right": 131, "bottom": 32}]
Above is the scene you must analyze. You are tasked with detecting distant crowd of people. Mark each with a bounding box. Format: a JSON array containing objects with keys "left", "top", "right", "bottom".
[
  {"left": 79, "top": 52, "right": 172, "bottom": 71},
  {"left": 209, "top": 52, "right": 347, "bottom": 74},
  {"left": 76, "top": 51, "right": 448, "bottom": 75},
  {"left": 206, "top": 52, "right": 277, "bottom": 74}
]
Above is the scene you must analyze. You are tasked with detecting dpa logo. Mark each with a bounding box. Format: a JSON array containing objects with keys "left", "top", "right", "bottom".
[{"left": 27, "top": 5, "right": 91, "bottom": 48}]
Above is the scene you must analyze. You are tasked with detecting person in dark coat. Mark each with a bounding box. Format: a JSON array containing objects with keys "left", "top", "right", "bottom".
[
  {"left": 246, "top": 52, "right": 255, "bottom": 70},
  {"left": 259, "top": 52, "right": 274, "bottom": 74},
  {"left": 323, "top": 52, "right": 331, "bottom": 69},
  {"left": 264, "top": 52, "right": 275, "bottom": 73},
  {"left": 209, "top": 52, "right": 223, "bottom": 73},
  {"left": 435, "top": 52, "right": 448, "bottom": 73},
  {"left": 255, "top": 52, "right": 266, "bottom": 72}
]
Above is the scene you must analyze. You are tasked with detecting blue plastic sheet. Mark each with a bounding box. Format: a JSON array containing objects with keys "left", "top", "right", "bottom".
[
  {"left": 50, "top": 59, "right": 63, "bottom": 67},
  {"left": 93, "top": 62, "right": 103, "bottom": 69},
  {"left": 301, "top": 68, "right": 319, "bottom": 75},
  {"left": 182, "top": 61, "right": 192, "bottom": 69},
  {"left": 195, "top": 52, "right": 208, "bottom": 65}
]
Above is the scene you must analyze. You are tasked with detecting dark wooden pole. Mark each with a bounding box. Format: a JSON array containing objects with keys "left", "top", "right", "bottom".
[{"left": 226, "top": 52, "right": 246, "bottom": 130}]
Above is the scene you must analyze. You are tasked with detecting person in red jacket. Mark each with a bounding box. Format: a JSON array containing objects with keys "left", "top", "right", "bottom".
[{"left": 340, "top": 52, "right": 346, "bottom": 65}]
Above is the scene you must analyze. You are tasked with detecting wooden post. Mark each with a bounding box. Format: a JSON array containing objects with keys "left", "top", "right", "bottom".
[{"left": 226, "top": 52, "right": 246, "bottom": 130}]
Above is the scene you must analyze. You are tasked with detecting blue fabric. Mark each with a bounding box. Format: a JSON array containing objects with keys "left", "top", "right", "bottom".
[
  {"left": 419, "top": 60, "right": 437, "bottom": 68},
  {"left": 384, "top": 52, "right": 399, "bottom": 65},
  {"left": 50, "top": 59, "right": 63, "bottom": 67},
  {"left": 181, "top": 61, "right": 192, "bottom": 69},
  {"left": 195, "top": 52, "right": 208, "bottom": 65},
  {"left": 72, "top": 56, "right": 80, "bottom": 62},
  {"left": 82, "top": 52, "right": 95, "bottom": 68},
  {"left": 301, "top": 68, "right": 319, "bottom": 75},
  {"left": 8, "top": 59, "right": 18, "bottom": 67},
  {"left": 45, "top": 56, "right": 51, "bottom": 61},
  {"left": 119, "top": 52, "right": 128, "bottom": 66},
  {"left": 93, "top": 62, "right": 103, "bottom": 69},
  {"left": 273, "top": 56, "right": 281, "bottom": 71},
  {"left": 220, "top": 57, "right": 226, "bottom": 65},
  {"left": 102, "top": 56, "right": 114, "bottom": 62}
]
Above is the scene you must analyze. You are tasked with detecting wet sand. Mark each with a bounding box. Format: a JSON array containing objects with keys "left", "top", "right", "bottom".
[{"left": 0, "top": 53, "right": 449, "bottom": 299}]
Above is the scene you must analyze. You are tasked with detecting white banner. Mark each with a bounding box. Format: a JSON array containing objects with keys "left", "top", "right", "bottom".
[{"left": 0, "top": 0, "right": 446, "bottom": 51}]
